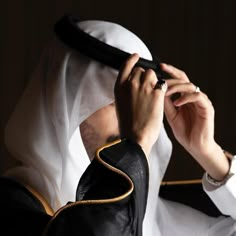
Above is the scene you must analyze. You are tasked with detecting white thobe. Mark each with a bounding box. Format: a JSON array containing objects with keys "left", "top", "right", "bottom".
[{"left": 153, "top": 174, "right": 236, "bottom": 236}]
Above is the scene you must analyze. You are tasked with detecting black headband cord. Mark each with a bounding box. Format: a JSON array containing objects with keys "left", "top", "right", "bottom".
[{"left": 54, "top": 15, "right": 163, "bottom": 79}]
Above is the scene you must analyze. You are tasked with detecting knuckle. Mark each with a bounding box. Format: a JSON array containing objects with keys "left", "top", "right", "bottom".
[
  {"left": 145, "top": 69, "right": 156, "bottom": 78},
  {"left": 179, "top": 70, "right": 186, "bottom": 77},
  {"left": 133, "top": 66, "right": 144, "bottom": 73},
  {"left": 189, "top": 82, "right": 195, "bottom": 89},
  {"left": 201, "top": 92, "right": 209, "bottom": 100},
  {"left": 130, "top": 78, "right": 139, "bottom": 88},
  {"left": 195, "top": 92, "right": 201, "bottom": 98},
  {"left": 179, "top": 71, "right": 189, "bottom": 81},
  {"left": 143, "top": 85, "right": 151, "bottom": 94}
]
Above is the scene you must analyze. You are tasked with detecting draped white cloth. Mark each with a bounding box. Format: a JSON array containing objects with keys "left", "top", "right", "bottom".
[{"left": 4, "top": 20, "right": 236, "bottom": 235}]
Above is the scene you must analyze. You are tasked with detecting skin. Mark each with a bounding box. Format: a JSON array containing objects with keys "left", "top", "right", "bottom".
[
  {"left": 80, "top": 103, "right": 119, "bottom": 161},
  {"left": 80, "top": 54, "right": 230, "bottom": 181},
  {"left": 114, "top": 54, "right": 165, "bottom": 156},
  {"left": 163, "top": 63, "right": 229, "bottom": 181}
]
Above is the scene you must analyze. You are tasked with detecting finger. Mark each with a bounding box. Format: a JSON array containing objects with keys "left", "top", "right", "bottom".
[
  {"left": 117, "top": 53, "right": 140, "bottom": 84},
  {"left": 173, "top": 92, "right": 210, "bottom": 108},
  {"left": 165, "top": 82, "right": 197, "bottom": 96},
  {"left": 142, "top": 69, "right": 158, "bottom": 89},
  {"left": 166, "top": 78, "right": 186, "bottom": 87},
  {"left": 164, "top": 96, "right": 178, "bottom": 123},
  {"left": 129, "top": 67, "right": 144, "bottom": 89},
  {"left": 161, "top": 63, "right": 189, "bottom": 82},
  {"left": 130, "top": 66, "right": 145, "bottom": 80}
]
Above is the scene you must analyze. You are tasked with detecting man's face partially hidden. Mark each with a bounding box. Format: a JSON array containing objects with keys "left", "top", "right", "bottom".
[{"left": 80, "top": 103, "right": 120, "bottom": 160}]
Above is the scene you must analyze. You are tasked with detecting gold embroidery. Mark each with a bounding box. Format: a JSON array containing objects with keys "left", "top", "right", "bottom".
[
  {"left": 161, "top": 179, "right": 202, "bottom": 186},
  {"left": 24, "top": 184, "right": 54, "bottom": 216},
  {"left": 43, "top": 140, "right": 134, "bottom": 235}
]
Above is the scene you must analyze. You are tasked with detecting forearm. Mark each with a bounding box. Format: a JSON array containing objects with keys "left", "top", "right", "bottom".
[{"left": 192, "top": 141, "right": 230, "bottom": 181}]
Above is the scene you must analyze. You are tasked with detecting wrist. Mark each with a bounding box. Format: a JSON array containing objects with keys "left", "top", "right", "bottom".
[
  {"left": 120, "top": 129, "right": 156, "bottom": 158},
  {"left": 136, "top": 138, "right": 152, "bottom": 158},
  {"left": 206, "top": 151, "right": 236, "bottom": 186},
  {"left": 194, "top": 143, "right": 230, "bottom": 181}
]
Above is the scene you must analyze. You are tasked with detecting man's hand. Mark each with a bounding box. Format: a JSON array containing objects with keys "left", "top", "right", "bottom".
[
  {"left": 162, "top": 63, "right": 229, "bottom": 180},
  {"left": 114, "top": 54, "right": 166, "bottom": 157}
]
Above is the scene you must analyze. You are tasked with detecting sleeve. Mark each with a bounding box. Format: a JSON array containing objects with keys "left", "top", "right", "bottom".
[
  {"left": 0, "top": 177, "right": 52, "bottom": 236},
  {"left": 202, "top": 173, "right": 236, "bottom": 220},
  {"left": 202, "top": 154, "right": 236, "bottom": 219},
  {"left": 43, "top": 139, "right": 149, "bottom": 236}
]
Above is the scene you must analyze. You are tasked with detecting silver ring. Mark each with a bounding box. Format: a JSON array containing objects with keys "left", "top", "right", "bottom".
[
  {"left": 195, "top": 86, "right": 200, "bottom": 93},
  {"left": 154, "top": 79, "right": 168, "bottom": 93}
]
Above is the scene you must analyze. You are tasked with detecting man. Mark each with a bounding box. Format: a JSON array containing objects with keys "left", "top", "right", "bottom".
[{"left": 1, "top": 17, "right": 236, "bottom": 235}]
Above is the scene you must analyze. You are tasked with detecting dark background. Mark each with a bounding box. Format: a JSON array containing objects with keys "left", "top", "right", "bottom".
[{"left": 1, "top": 0, "right": 235, "bottom": 181}]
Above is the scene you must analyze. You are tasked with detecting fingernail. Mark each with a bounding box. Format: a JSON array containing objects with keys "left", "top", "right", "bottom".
[{"left": 132, "top": 53, "right": 139, "bottom": 58}]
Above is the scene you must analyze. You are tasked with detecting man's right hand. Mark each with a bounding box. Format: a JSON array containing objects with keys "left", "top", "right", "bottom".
[{"left": 114, "top": 54, "right": 166, "bottom": 157}]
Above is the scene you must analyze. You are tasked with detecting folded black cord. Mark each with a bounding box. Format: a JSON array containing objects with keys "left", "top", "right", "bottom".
[{"left": 54, "top": 15, "right": 164, "bottom": 79}]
